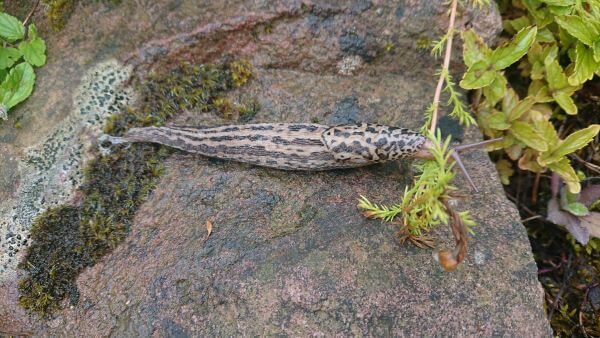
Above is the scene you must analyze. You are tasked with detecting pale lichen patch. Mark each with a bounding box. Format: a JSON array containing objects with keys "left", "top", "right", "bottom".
[{"left": 0, "top": 60, "right": 134, "bottom": 281}]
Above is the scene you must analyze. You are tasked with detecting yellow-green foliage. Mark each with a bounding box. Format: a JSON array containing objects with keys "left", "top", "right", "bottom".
[
  {"left": 18, "top": 61, "right": 254, "bottom": 317},
  {"left": 358, "top": 131, "right": 475, "bottom": 236},
  {"left": 460, "top": 1, "right": 600, "bottom": 194}
]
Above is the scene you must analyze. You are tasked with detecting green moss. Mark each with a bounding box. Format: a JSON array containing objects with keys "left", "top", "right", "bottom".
[
  {"left": 43, "top": 0, "right": 121, "bottom": 31},
  {"left": 237, "top": 97, "right": 261, "bottom": 122},
  {"left": 18, "top": 60, "right": 254, "bottom": 317},
  {"left": 43, "top": 0, "right": 77, "bottom": 31}
]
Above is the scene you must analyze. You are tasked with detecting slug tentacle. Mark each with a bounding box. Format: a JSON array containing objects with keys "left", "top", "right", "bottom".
[{"left": 115, "top": 123, "right": 428, "bottom": 170}]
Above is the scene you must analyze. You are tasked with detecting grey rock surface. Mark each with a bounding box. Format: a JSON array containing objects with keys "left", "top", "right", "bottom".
[{"left": 0, "top": 0, "right": 552, "bottom": 336}]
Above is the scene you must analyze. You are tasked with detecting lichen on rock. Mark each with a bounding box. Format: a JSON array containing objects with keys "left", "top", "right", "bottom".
[
  {"left": 15, "top": 60, "right": 255, "bottom": 317},
  {"left": 0, "top": 59, "right": 134, "bottom": 282}
]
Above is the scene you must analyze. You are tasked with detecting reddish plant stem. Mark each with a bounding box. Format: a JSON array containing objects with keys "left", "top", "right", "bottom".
[{"left": 429, "top": 0, "right": 459, "bottom": 134}]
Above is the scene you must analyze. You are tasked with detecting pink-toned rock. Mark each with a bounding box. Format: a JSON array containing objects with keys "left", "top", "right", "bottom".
[{"left": 0, "top": 0, "right": 551, "bottom": 336}]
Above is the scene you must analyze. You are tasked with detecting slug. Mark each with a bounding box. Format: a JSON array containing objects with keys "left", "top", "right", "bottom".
[{"left": 108, "top": 123, "right": 435, "bottom": 170}]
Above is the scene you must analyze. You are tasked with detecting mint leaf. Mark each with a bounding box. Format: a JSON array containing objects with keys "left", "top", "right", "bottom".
[
  {"left": 555, "top": 15, "right": 599, "bottom": 47},
  {"left": 459, "top": 60, "right": 496, "bottom": 89},
  {"left": 491, "top": 26, "right": 537, "bottom": 69},
  {"left": 510, "top": 121, "right": 548, "bottom": 152},
  {"left": 554, "top": 91, "right": 577, "bottom": 115},
  {"left": 0, "top": 13, "right": 24, "bottom": 42},
  {"left": 0, "top": 62, "right": 35, "bottom": 109},
  {"left": 0, "top": 47, "right": 22, "bottom": 69},
  {"left": 568, "top": 42, "right": 599, "bottom": 85}
]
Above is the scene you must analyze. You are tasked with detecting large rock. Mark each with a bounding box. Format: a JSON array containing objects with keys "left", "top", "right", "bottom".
[{"left": 0, "top": 0, "right": 552, "bottom": 336}]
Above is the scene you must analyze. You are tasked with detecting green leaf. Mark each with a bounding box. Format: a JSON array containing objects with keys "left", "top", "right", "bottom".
[
  {"left": 18, "top": 37, "right": 46, "bottom": 67},
  {"left": 459, "top": 60, "right": 496, "bottom": 89},
  {"left": 554, "top": 91, "right": 578, "bottom": 115},
  {"left": 482, "top": 72, "right": 506, "bottom": 106},
  {"left": 534, "top": 119, "right": 560, "bottom": 147},
  {"left": 548, "top": 5, "right": 572, "bottom": 16},
  {"left": 545, "top": 60, "right": 569, "bottom": 90},
  {"left": 569, "top": 42, "right": 599, "bottom": 85},
  {"left": 547, "top": 157, "right": 581, "bottom": 193},
  {"left": 488, "top": 111, "right": 511, "bottom": 130},
  {"left": 0, "top": 62, "right": 35, "bottom": 109},
  {"left": 504, "top": 17, "right": 531, "bottom": 34},
  {"left": 507, "top": 97, "right": 535, "bottom": 121},
  {"left": 555, "top": 15, "right": 599, "bottom": 47},
  {"left": 510, "top": 121, "right": 549, "bottom": 151},
  {"left": 27, "top": 24, "right": 39, "bottom": 40},
  {"left": 564, "top": 202, "right": 589, "bottom": 216},
  {"left": 0, "top": 47, "right": 22, "bottom": 69},
  {"left": 594, "top": 41, "right": 600, "bottom": 63},
  {"left": 540, "top": 0, "right": 574, "bottom": 5},
  {"left": 536, "top": 28, "right": 556, "bottom": 43},
  {"left": 461, "top": 29, "right": 492, "bottom": 67},
  {"left": 540, "top": 125, "right": 600, "bottom": 164},
  {"left": 491, "top": 26, "right": 537, "bottom": 69},
  {"left": 0, "top": 13, "right": 25, "bottom": 42}
]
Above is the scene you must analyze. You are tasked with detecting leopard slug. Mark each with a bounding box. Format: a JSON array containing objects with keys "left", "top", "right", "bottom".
[{"left": 109, "top": 123, "right": 434, "bottom": 170}]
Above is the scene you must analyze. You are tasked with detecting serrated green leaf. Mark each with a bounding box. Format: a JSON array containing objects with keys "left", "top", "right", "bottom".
[
  {"left": 459, "top": 60, "right": 496, "bottom": 89},
  {"left": 18, "top": 37, "right": 46, "bottom": 67},
  {"left": 536, "top": 28, "right": 556, "bottom": 43},
  {"left": 491, "top": 26, "right": 537, "bottom": 69},
  {"left": 28, "top": 24, "right": 38, "bottom": 40},
  {"left": 0, "top": 13, "right": 24, "bottom": 42},
  {"left": 0, "top": 47, "right": 21, "bottom": 69},
  {"left": 546, "top": 60, "right": 569, "bottom": 89},
  {"left": 528, "top": 80, "right": 553, "bottom": 102},
  {"left": 554, "top": 90, "right": 578, "bottom": 114},
  {"left": 593, "top": 40, "right": 600, "bottom": 62},
  {"left": 568, "top": 42, "right": 599, "bottom": 85},
  {"left": 461, "top": 29, "right": 492, "bottom": 67},
  {"left": 555, "top": 15, "right": 599, "bottom": 46},
  {"left": 547, "top": 157, "right": 581, "bottom": 193},
  {"left": 508, "top": 97, "right": 535, "bottom": 121},
  {"left": 0, "top": 62, "right": 35, "bottom": 109},
  {"left": 488, "top": 111, "right": 511, "bottom": 130},
  {"left": 540, "top": 124, "right": 600, "bottom": 164},
  {"left": 534, "top": 119, "right": 560, "bottom": 147},
  {"left": 510, "top": 121, "right": 549, "bottom": 151},
  {"left": 482, "top": 72, "right": 506, "bottom": 106}
]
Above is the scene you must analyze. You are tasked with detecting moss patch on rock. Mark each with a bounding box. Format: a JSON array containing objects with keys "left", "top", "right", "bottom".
[
  {"left": 43, "top": 0, "right": 122, "bottom": 30},
  {"left": 18, "top": 60, "right": 254, "bottom": 317}
]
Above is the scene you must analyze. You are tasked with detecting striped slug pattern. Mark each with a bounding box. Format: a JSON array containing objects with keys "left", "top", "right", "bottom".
[{"left": 122, "top": 123, "right": 427, "bottom": 170}]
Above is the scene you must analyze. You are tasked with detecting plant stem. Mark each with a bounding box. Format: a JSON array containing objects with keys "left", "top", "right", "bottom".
[
  {"left": 429, "top": 0, "right": 459, "bottom": 134},
  {"left": 23, "top": 0, "right": 41, "bottom": 27}
]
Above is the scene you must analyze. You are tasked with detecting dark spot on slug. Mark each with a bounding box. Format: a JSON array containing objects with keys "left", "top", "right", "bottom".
[
  {"left": 250, "top": 125, "right": 274, "bottom": 131},
  {"left": 375, "top": 138, "right": 387, "bottom": 147}
]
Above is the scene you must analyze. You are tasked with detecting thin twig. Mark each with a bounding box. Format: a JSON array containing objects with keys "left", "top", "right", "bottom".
[
  {"left": 570, "top": 153, "right": 600, "bottom": 174},
  {"left": 531, "top": 172, "right": 541, "bottom": 205},
  {"left": 23, "top": 0, "right": 41, "bottom": 27},
  {"left": 521, "top": 215, "right": 542, "bottom": 223},
  {"left": 429, "top": 0, "right": 459, "bottom": 134}
]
